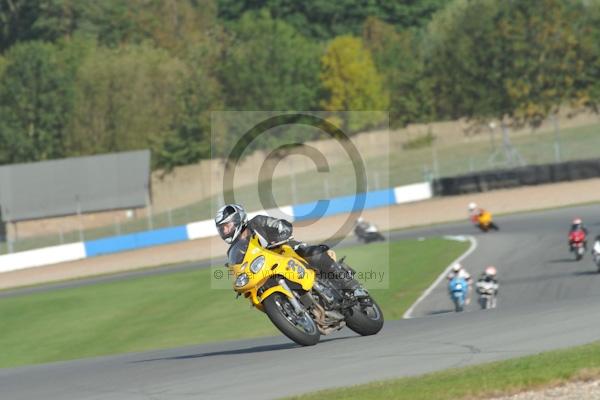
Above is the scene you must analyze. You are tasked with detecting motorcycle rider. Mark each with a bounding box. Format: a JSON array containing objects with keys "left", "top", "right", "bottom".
[
  {"left": 569, "top": 218, "right": 588, "bottom": 234},
  {"left": 447, "top": 262, "right": 472, "bottom": 282},
  {"left": 355, "top": 217, "right": 370, "bottom": 232},
  {"left": 476, "top": 265, "right": 499, "bottom": 308},
  {"left": 215, "top": 203, "right": 364, "bottom": 295},
  {"left": 447, "top": 263, "right": 473, "bottom": 304},
  {"left": 568, "top": 218, "right": 588, "bottom": 250},
  {"left": 593, "top": 234, "right": 600, "bottom": 256},
  {"left": 468, "top": 202, "right": 498, "bottom": 231},
  {"left": 468, "top": 202, "right": 483, "bottom": 222},
  {"left": 354, "top": 217, "right": 384, "bottom": 242}
]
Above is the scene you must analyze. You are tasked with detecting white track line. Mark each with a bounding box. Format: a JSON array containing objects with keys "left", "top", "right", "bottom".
[{"left": 403, "top": 235, "right": 478, "bottom": 319}]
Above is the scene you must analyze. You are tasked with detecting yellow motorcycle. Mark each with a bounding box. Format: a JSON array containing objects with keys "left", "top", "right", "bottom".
[
  {"left": 227, "top": 234, "right": 384, "bottom": 346},
  {"left": 471, "top": 211, "right": 499, "bottom": 232}
]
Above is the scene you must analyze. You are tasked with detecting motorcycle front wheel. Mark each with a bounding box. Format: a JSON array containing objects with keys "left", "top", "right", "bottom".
[
  {"left": 453, "top": 297, "right": 464, "bottom": 312},
  {"left": 263, "top": 292, "right": 320, "bottom": 346}
]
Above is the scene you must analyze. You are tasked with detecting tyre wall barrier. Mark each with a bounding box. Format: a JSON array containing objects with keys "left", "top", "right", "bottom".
[{"left": 433, "top": 158, "right": 600, "bottom": 196}]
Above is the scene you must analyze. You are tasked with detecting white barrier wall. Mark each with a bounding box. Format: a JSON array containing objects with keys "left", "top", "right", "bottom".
[
  {"left": 394, "top": 182, "right": 432, "bottom": 204},
  {"left": 0, "top": 242, "right": 86, "bottom": 273}
]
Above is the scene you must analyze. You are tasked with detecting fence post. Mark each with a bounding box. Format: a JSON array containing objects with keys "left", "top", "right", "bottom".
[
  {"left": 501, "top": 122, "right": 514, "bottom": 167},
  {"left": 145, "top": 186, "right": 154, "bottom": 231},
  {"left": 7, "top": 221, "right": 14, "bottom": 253},
  {"left": 76, "top": 195, "right": 84, "bottom": 242},
  {"left": 552, "top": 114, "right": 561, "bottom": 163},
  {"left": 431, "top": 144, "right": 439, "bottom": 179}
]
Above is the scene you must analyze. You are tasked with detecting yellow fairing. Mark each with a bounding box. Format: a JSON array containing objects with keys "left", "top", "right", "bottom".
[
  {"left": 229, "top": 235, "right": 315, "bottom": 312},
  {"left": 478, "top": 211, "right": 493, "bottom": 225}
]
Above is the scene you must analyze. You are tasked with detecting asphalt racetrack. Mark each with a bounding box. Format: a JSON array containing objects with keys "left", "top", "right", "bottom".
[{"left": 2, "top": 204, "right": 600, "bottom": 399}]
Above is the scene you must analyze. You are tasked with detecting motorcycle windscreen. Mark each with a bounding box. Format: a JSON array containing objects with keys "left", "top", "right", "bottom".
[{"left": 227, "top": 236, "right": 250, "bottom": 265}]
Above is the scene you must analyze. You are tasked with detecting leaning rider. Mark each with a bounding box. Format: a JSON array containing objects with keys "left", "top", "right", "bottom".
[
  {"left": 447, "top": 263, "right": 473, "bottom": 305},
  {"left": 569, "top": 218, "right": 588, "bottom": 249},
  {"left": 215, "top": 204, "right": 365, "bottom": 296},
  {"left": 476, "top": 266, "right": 499, "bottom": 295}
]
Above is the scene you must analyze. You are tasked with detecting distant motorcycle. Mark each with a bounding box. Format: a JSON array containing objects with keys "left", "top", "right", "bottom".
[
  {"left": 354, "top": 222, "right": 385, "bottom": 244},
  {"left": 470, "top": 211, "right": 499, "bottom": 233},
  {"left": 593, "top": 252, "right": 600, "bottom": 272},
  {"left": 476, "top": 280, "right": 498, "bottom": 309},
  {"left": 569, "top": 230, "right": 586, "bottom": 261},
  {"left": 448, "top": 277, "right": 468, "bottom": 312},
  {"left": 592, "top": 241, "right": 600, "bottom": 272}
]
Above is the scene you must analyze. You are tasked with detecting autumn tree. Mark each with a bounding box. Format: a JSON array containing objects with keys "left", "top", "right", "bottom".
[{"left": 320, "top": 35, "right": 389, "bottom": 132}]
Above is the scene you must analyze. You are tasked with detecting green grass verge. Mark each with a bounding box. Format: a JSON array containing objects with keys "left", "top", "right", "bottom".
[
  {"left": 287, "top": 341, "right": 600, "bottom": 400},
  {"left": 0, "top": 237, "right": 467, "bottom": 369}
]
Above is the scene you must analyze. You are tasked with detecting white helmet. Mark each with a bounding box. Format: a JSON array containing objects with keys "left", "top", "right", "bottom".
[
  {"left": 484, "top": 265, "right": 497, "bottom": 277},
  {"left": 451, "top": 263, "right": 462, "bottom": 273},
  {"left": 468, "top": 202, "right": 477, "bottom": 211},
  {"left": 215, "top": 204, "right": 248, "bottom": 244}
]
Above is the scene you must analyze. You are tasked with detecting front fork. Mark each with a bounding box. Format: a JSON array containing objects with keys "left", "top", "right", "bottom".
[{"left": 277, "top": 278, "right": 306, "bottom": 314}]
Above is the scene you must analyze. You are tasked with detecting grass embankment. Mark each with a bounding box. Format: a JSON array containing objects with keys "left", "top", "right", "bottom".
[
  {"left": 3, "top": 120, "right": 600, "bottom": 255},
  {"left": 288, "top": 341, "right": 600, "bottom": 400},
  {"left": 0, "top": 237, "right": 467, "bottom": 368}
]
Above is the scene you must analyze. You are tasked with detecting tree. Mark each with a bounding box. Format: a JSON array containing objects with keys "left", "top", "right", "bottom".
[
  {"left": 424, "top": 0, "right": 503, "bottom": 121},
  {"left": 126, "top": 0, "right": 218, "bottom": 55},
  {"left": 363, "top": 17, "right": 433, "bottom": 127},
  {"left": 424, "top": 0, "right": 590, "bottom": 126},
  {"left": 320, "top": 35, "right": 389, "bottom": 132},
  {"left": 0, "top": 0, "right": 40, "bottom": 52},
  {"left": 65, "top": 44, "right": 189, "bottom": 165},
  {"left": 155, "top": 43, "right": 223, "bottom": 170},
  {"left": 577, "top": 0, "right": 600, "bottom": 113},
  {"left": 0, "top": 41, "right": 76, "bottom": 164},
  {"left": 0, "top": 1, "right": 130, "bottom": 50},
  {"left": 0, "top": 1, "right": 219, "bottom": 52},
  {"left": 218, "top": 11, "right": 321, "bottom": 111},
  {"left": 217, "top": 0, "right": 447, "bottom": 39}
]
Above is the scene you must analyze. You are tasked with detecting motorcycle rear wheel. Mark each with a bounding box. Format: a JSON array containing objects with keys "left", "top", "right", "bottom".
[
  {"left": 263, "top": 292, "right": 320, "bottom": 346},
  {"left": 345, "top": 297, "right": 384, "bottom": 336},
  {"left": 479, "top": 296, "right": 488, "bottom": 310}
]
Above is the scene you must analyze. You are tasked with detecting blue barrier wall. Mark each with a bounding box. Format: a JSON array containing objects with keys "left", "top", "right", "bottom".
[
  {"left": 292, "top": 188, "right": 396, "bottom": 221},
  {"left": 84, "top": 226, "right": 189, "bottom": 257},
  {"left": 83, "top": 186, "right": 420, "bottom": 258}
]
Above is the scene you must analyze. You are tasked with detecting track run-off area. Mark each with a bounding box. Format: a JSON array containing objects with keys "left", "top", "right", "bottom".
[{"left": 2, "top": 204, "right": 600, "bottom": 399}]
